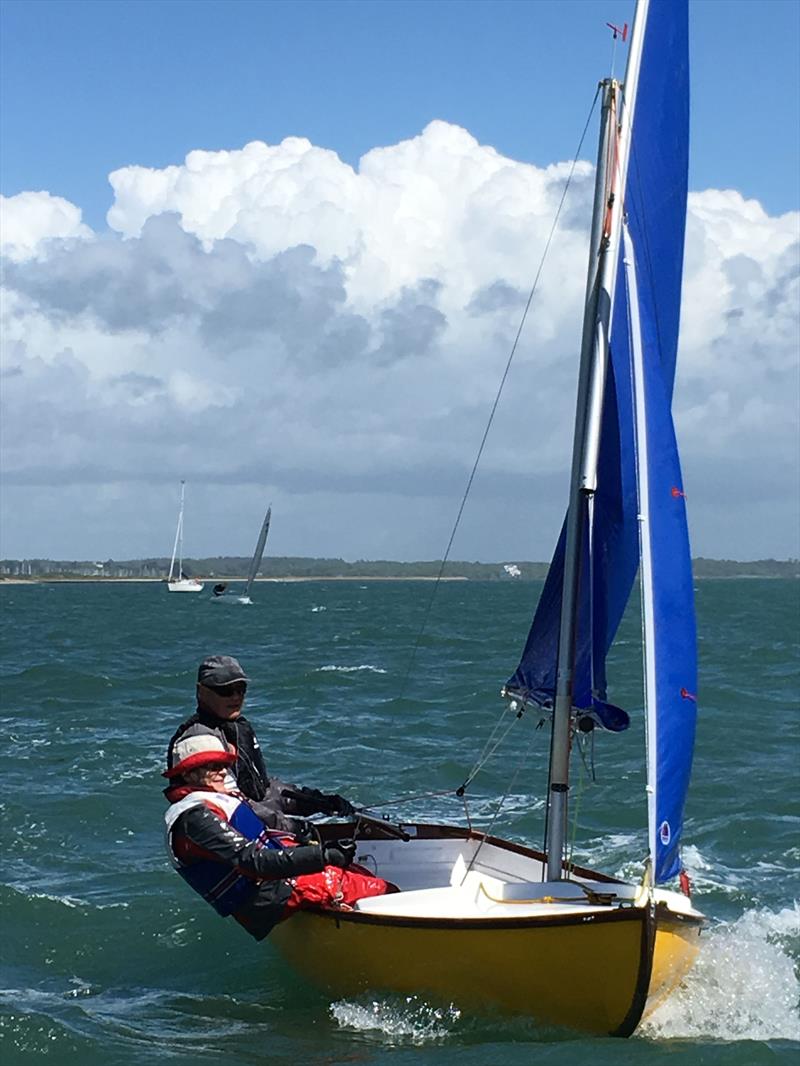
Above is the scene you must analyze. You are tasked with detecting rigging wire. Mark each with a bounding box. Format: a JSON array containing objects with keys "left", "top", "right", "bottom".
[
  {"left": 461, "top": 711, "right": 543, "bottom": 880},
  {"left": 457, "top": 697, "right": 521, "bottom": 793},
  {"left": 395, "top": 84, "right": 603, "bottom": 705}
]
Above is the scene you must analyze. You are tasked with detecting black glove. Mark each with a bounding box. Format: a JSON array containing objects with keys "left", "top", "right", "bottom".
[
  {"left": 292, "top": 823, "right": 319, "bottom": 846},
  {"left": 323, "top": 838, "right": 357, "bottom": 868},
  {"left": 326, "top": 794, "right": 356, "bottom": 818}
]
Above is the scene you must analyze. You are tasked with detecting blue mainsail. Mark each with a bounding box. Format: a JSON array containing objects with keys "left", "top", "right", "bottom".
[{"left": 506, "top": 0, "right": 695, "bottom": 883}]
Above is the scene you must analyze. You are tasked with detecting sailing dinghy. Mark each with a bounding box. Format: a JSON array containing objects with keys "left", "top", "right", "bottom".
[
  {"left": 271, "top": 0, "right": 703, "bottom": 1035},
  {"left": 211, "top": 505, "right": 271, "bottom": 604},
  {"left": 166, "top": 481, "right": 204, "bottom": 593}
]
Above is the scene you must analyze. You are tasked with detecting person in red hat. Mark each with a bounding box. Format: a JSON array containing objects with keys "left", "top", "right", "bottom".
[
  {"left": 165, "top": 655, "right": 355, "bottom": 833},
  {"left": 164, "top": 734, "right": 393, "bottom": 940}
]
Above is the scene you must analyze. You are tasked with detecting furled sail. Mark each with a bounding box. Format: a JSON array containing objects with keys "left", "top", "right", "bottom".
[{"left": 506, "top": 0, "right": 695, "bottom": 882}]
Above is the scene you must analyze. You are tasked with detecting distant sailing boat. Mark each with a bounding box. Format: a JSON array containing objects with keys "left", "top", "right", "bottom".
[
  {"left": 212, "top": 505, "right": 271, "bottom": 604},
  {"left": 271, "top": 0, "right": 703, "bottom": 1036},
  {"left": 166, "top": 481, "right": 204, "bottom": 593}
]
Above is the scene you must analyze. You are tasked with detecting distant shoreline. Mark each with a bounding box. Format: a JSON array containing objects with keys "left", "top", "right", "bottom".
[
  {"left": 0, "top": 575, "right": 471, "bottom": 585},
  {"left": 1, "top": 573, "right": 796, "bottom": 585},
  {"left": 2, "top": 555, "right": 797, "bottom": 583}
]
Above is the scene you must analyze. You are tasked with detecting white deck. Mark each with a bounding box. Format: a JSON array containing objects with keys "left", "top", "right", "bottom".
[
  {"left": 350, "top": 833, "right": 700, "bottom": 922},
  {"left": 355, "top": 875, "right": 626, "bottom": 920}
]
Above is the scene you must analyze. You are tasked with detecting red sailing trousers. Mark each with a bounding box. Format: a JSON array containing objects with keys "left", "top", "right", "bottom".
[{"left": 283, "top": 863, "right": 394, "bottom": 915}]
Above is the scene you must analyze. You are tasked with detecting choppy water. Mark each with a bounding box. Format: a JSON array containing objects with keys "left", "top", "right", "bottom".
[{"left": 1, "top": 578, "right": 798, "bottom": 1065}]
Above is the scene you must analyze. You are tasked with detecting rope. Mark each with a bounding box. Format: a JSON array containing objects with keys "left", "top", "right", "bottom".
[
  {"left": 477, "top": 880, "right": 617, "bottom": 907},
  {"left": 566, "top": 743, "right": 587, "bottom": 877},
  {"left": 359, "top": 788, "right": 455, "bottom": 811},
  {"left": 395, "top": 85, "right": 603, "bottom": 703},
  {"left": 576, "top": 726, "right": 596, "bottom": 784}
]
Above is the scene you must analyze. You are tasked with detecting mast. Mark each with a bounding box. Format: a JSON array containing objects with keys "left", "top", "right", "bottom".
[
  {"left": 544, "top": 0, "right": 649, "bottom": 881},
  {"left": 169, "top": 481, "right": 185, "bottom": 582},
  {"left": 178, "top": 481, "right": 185, "bottom": 578}
]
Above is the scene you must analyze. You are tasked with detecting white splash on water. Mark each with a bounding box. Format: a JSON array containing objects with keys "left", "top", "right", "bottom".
[
  {"left": 330, "top": 995, "right": 460, "bottom": 1043},
  {"left": 317, "top": 664, "right": 387, "bottom": 674},
  {"left": 64, "top": 976, "right": 95, "bottom": 999},
  {"left": 676, "top": 843, "right": 753, "bottom": 896},
  {"left": 643, "top": 904, "right": 800, "bottom": 1041},
  {"left": 18, "top": 889, "right": 129, "bottom": 911}
]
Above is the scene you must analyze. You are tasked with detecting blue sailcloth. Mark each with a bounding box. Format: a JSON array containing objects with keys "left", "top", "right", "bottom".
[{"left": 506, "top": 0, "right": 696, "bottom": 883}]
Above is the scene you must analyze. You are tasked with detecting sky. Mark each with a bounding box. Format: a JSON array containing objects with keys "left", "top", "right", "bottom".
[{"left": 1, "top": 0, "right": 798, "bottom": 563}]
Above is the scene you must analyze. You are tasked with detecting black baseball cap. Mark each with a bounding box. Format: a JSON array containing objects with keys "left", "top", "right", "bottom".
[{"left": 197, "top": 655, "right": 249, "bottom": 687}]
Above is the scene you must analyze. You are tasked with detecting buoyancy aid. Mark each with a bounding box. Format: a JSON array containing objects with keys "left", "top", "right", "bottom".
[{"left": 165, "top": 791, "right": 291, "bottom": 917}]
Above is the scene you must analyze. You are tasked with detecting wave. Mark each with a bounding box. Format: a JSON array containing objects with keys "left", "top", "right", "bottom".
[
  {"left": 316, "top": 665, "right": 387, "bottom": 674},
  {"left": 5, "top": 886, "right": 129, "bottom": 911},
  {"left": 330, "top": 994, "right": 460, "bottom": 1043},
  {"left": 643, "top": 903, "right": 800, "bottom": 1041}
]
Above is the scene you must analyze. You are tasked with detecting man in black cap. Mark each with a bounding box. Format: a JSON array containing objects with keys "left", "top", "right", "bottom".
[{"left": 165, "top": 655, "right": 355, "bottom": 833}]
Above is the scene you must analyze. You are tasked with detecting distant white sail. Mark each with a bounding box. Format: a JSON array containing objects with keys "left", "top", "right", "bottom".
[{"left": 166, "top": 481, "right": 204, "bottom": 593}]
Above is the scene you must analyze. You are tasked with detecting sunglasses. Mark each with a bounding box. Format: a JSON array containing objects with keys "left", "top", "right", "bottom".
[{"left": 205, "top": 681, "right": 247, "bottom": 697}]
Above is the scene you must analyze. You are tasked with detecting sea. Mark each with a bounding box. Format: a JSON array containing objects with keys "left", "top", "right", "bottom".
[{"left": 1, "top": 578, "right": 798, "bottom": 1066}]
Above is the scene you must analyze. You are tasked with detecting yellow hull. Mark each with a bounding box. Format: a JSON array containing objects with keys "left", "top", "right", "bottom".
[
  {"left": 269, "top": 823, "right": 703, "bottom": 1036},
  {"left": 271, "top": 900, "right": 701, "bottom": 1036},
  {"left": 647, "top": 905, "right": 703, "bottom": 1017}
]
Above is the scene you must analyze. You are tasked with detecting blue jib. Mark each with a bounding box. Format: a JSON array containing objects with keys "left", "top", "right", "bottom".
[{"left": 506, "top": 0, "right": 695, "bottom": 885}]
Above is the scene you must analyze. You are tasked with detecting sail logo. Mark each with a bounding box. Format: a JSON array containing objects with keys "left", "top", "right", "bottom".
[{"left": 659, "top": 820, "right": 671, "bottom": 846}]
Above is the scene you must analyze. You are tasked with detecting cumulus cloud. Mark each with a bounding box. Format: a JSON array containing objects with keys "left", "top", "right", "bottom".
[
  {"left": 1, "top": 123, "right": 798, "bottom": 561},
  {"left": 0, "top": 191, "right": 93, "bottom": 262}
]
